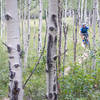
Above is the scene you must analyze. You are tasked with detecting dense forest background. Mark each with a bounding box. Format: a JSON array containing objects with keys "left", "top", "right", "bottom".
[{"left": 0, "top": 0, "right": 100, "bottom": 100}]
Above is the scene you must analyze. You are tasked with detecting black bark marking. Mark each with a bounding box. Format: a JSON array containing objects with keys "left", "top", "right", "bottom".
[
  {"left": 49, "top": 93, "right": 53, "bottom": 99},
  {"left": 45, "top": 69, "right": 49, "bottom": 73},
  {"left": 52, "top": 14, "right": 57, "bottom": 28},
  {"left": 49, "top": 35, "right": 53, "bottom": 48},
  {"left": 14, "top": 64, "right": 20, "bottom": 68},
  {"left": 39, "top": 10, "right": 42, "bottom": 13},
  {"left": 54, "top": 76, "right": 56, "bottom": 82},
  {"left": 5, "top": 14, "right": 12, "bottom": 21},
  {"left": 7, "top": 46, "right": 12, "bottom": 53},
  {"left": 12, "top": 81, "right": 20, "bottom": 100},
  {"left": 54, "top": 36, "right": 57, "bottom": 44},
  {"left": 17, "top": 44, "right": 21, "bottom": 52},
  {"left": 2, "top": 42, "right": 12, "bottom": 53},
  {"left": 8, "top": 86, "right": 11, "bottom": 97},
  {"left": 54, "top": 93, "right": 57, "bottom": 100},
  {"left": 47, "top": 35, "right": 53, "bottom": 68},
  {"left": 10, "top": 71, "right": 15, "bottom": 79},
  {"left": 28, "top": 34, "right": 30, "bottom": 40},
  {"left": 53, "top": 84, "right": 56, "bottom": 91},
  {"left": 10, "top": 79, "right": 12, "bottom": 82},
  {"left": 49, "top": 27, "right": 55, "bottom": 31},
  {"left": 38, "top": 34, "right": 40, "bottom": 41},
  {"left": 9, "top": 56, "right": 14, "bottom": 59},
  {"left": 45, "top": 95, "right": 48, "bottom": 99},
  {"left": 53, "top": 56, "right": 57, "bottom": 61},
  {"left": 8, "top": 61, "right": 11, "bottom": 71}
]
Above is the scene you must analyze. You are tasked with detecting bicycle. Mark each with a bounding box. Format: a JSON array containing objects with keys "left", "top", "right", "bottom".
[{"left": 83, "top": 36, "right": 90, "bottom": 49}]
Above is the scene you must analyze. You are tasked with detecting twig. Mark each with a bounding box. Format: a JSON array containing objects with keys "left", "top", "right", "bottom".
[{"left": 2, "top": 42, "right": 9, "bottom": 48}]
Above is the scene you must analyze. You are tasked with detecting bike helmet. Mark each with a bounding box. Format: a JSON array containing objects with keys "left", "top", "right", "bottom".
[{"left": 82, "top": 23, "right": 86, "bottom": 26}]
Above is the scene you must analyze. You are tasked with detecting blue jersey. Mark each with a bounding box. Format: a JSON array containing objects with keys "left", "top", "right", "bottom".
[
  {"left": 80, "top": 26, "right": 89, "bottom": 33},
  {"left": 80, "top": 26, "right": 89, "bottom": 37}
]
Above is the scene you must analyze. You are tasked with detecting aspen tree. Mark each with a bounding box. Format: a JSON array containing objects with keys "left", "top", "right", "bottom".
[
  {"left": 78, "top": 0, "right": 81, "bottom": 27},
  {"left": 0, "top": 0, "right": 3, "bottom": 39},
  {"left": 5, "top": 0, "right": 23, "bottom": 99},
  {"left": 38, "top": 0, "right": 42, "bottom": 55},
  {"left": 65, "top": 0, "right": 67, "bottom": 18},
  {"left": 24, "top": 0, "right": 31, "bottom": 68},
  {"left": 96, "top": 0, "right": 100, "bottom": 39},
  {"left": 81, "top": 0, "right": 84, "bottom": 22},
  {"left": 92, "top": 0, "right": 96, "bottom": 69},
  {"left": 33, "top": 16, "right": 36, "bottom": 49},
  {"left": 84, "top": 0, "right": 87, "bottom": 23},
  {"left": 23, "top": 0, "right": 27, "bottom": 68},
  {"left": 63, "top": 23, "right": 68, "bottom": 76},
  {"left": 58, "top": 0, "right": 63, "bottom": 74},
  {"left": 46, "top": 0, "right": 58, "bottom": 99}
]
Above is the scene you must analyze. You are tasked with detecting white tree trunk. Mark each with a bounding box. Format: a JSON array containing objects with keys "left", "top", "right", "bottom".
[
  {"left": 23, "top": 0, "right": 27, "bottom": 68},
  {"left": 88, "top": 11, "right": 91, "bottom": 26},
  {"left": 5, "top": 0, "right": 23, "bottom": 99},
  {"left": 63, "top": 23, "right": 68, "bottom": 76},
  {"left": 73, "top": 10, "right": 75, "bottom": 41},
  {"left": 84, "top": 0, "right": 87, "bottom": 23},
  {"left": 92, "top": 0, "right": 97, "bottom": 69},
  {"left": 46, "top": 0, "right": 58, "bottom": 99},
  {"left": 96, "top": 0, "right": 99, "bottom": 21},
  {"left": 24, "top": 0, "right": 31, "bottom": 68},
  {"left": 58, "top": 0, "right": 63, "bottom": 74},
  {"left": 33, "top": 16, "right": 36, "bottom": 49},
  {"left": 21, "top": 0, "right": 24, "bottom": 48},
  {"left": 65, "top": 0, "right": 67, "bottom": 18},
  {"left": 0, "top": 0, "right": 3, "bottom": 39},
  {"left": 2, "top": 0, "right": 6, "bottom": 41},
  {"left": 81, "top": 0, "right": 84, "bottom": 23},
  {"left": 96, "top": 0, "right": 100, "bottom": 39},
  {"left": 38, "top": 0, "right": 42, "bottom": 55},
  {"left": 78, "top": 0, "right": 81, "bottom": 27}
]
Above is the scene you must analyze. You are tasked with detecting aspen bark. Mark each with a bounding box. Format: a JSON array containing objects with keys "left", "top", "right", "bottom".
[
  {"left": 0, "top": 0, "right": 3, "bottom": 39},
  {"left": 92, "top": 0, "right": 96, "bottom": 69},
  {"left": 90, "top": 11, "right": 93, "bottom": 26},
  {"left": 33, "top": 16, "right": 36, "bottom": 49},
  {"left": 84, "top": 0, "right": 87, "bottom": 23},
  {"left": 88, "top": 11, "right": 91, "bottom": 26},
  {"left": 23, "top": 0, "right": 27, "bottom": 68},
  {"left": 96, "top": 0, "right": 100, "bottom": 39},
  {"left": 21, "top": 0, "right": 24, "bottom": 49},
  {"left": 5, "top": 0, "right": 23, "bottom": 99},
  {"left": 65, "top": 0, "right": 67, "bottom": 18},
  {"left": 2, "top": 0, "right": 6, "bottom": 41},
  {"left": 58, "top": 0, "right": 62, "bottom": 74},
  {"left": 46, "top": 0, "right": 58, "bottom": 99},
  {"left": 24, "top": 0, "right": 31, "bottom": 68},
  {"left": 73, "top": 10, "right": 75, "bottom": 41},
  {"left": 38, "top": 0, "right": 42, "bottom": 55},
  {"left": 63, "top": 23, "right": 68, "bottom": 76},
  {"left": 78, "top": 0, "right": 81, "bottom": 27},
  {"left": 96, "top": 0, "right": 99, "bottom": 21},
  {"left": 81, "top": 0, "right": 84, "bottom": 23}
]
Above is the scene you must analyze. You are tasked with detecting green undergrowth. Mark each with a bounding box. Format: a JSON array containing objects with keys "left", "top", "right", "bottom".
[{"left": 0, "top": 18, "right": 100, "bottom": 100}]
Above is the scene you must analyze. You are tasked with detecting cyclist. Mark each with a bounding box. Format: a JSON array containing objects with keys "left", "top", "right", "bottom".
[{"left": 80, "top": 23, "right": 89, "bottom": 45}]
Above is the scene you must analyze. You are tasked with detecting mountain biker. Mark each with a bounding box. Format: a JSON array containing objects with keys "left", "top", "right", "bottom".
[{"left": 80, "top": 23, "right": 89, "bottom": 44}]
